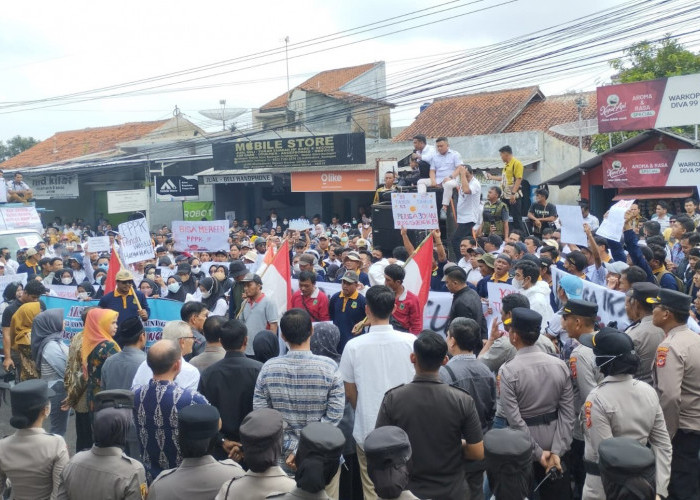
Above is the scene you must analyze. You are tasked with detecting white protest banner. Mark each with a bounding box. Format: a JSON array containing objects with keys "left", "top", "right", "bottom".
[
  {"left": 0, "top": 207, "right": 42, "bottom": 231},
  {"left": 486, "top": 282, "right": 516, "bottom": 330},
  {"left": 552, "top": 267, "right": 628, "bottom": 329},
  {"left": 288, "top": 218, "right": 312, "bottom": 231},
  {"left": 391, "top": 192, "right": 439, "bottom": 230},
  {"left": 199, "top": 262, "right": 216, "bottom": 276},
  {"left": 107, "top": 189, "right": 147, "bottom": 214},
  {"left": 157, "top": 266, "right": 175, "bottom": 281},
  {"left": 172, "top": 220, "right": 229, "bottom": 252},
  {"left": 0, "top": 273, "right": 27, "bottom": 298},
  {"left": 48, "top": 285, "right": 79, "bottom": 299},
  {"left": 556, "top": 204, "right": 588, "bottom": 247},
  {"left": 86, "top": 236, "right": 110, "bottom": 254},
  {"left": 118, "top": 218, "right": 155, "bottom": 265},
  {"left": 596, "top": 199, "right": 636, "bottom": 241}
]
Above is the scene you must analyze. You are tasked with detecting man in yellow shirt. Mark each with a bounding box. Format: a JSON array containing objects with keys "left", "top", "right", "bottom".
[
  {"left": 486, "top": 145, "right": 524, "bottom": 232},
  {"left": 373, "top": 171, "right": 396, "bottom": 204}
]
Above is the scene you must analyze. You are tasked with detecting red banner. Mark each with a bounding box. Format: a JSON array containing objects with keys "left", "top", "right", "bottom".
[{"left": 603, "top": 150, "right": 685, "bottom": 188}]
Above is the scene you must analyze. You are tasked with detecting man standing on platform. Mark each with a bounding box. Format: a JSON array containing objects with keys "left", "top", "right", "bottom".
[{"left": 486, "top": 145, "right": 524, "bottom": 232}]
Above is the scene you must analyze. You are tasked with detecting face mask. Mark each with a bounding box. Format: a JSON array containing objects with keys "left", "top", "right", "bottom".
[
  {"left": 167, "top": 283, "right": 181, "bottom": 293},
  {"left": 352, "top": 219, "right": 357, "bottom": 225},
  {"left": 271, "top": 217, "right": 277, "bottom": 222},
  {"left": 293, "top": 263, "right": 301, "bottom": 273},
  {"left": 99, "top": 264, "right": 109, "bottom": 271},
  {"left": 283, "top": 219, "right": 288, "bottom": 225},
  {"left": 512, "top": 278, "right": 524, "bottom": 290},
  {"left": 61, "top": 277, "right": 73, "bottom": 285},
  {"left": 201, "top": 290, "right": 211, "bottom": 299},
  {"left": 191, "top": 266, "right": 200, "bottom": 273},
  {"left": 77, "top": 292, "right": 89, "bottom": 300},
  {"left": 326, "top": 231, "right": 331, "bottom": 237},
  {"left": 214, "top": 271, "right": 226, "bottom": 281},
  {"left": 341, "top": 237, "right": 348, "bottom": 243}
]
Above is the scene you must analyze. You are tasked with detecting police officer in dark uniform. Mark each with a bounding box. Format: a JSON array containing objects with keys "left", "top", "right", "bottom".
[
  {"left": 148, "top": 404, "right": 244, "bottom": 499},
  {"left": 364, "top": 426, "right": 418, "bottom": 500},
  {"left": 483, "top": 427, "right": 533, "bottom": 499},
  {"left": 58, "top": 389, "right": 147, "bottom": 499},
  {"left": 268, "top": 422, "right": 345, "bottom": 500}
]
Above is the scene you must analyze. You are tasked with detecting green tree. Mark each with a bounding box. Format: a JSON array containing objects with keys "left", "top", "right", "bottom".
[
  {"left": 591, "top": 37, "right": 700, "bottom": 153},
  {"left": 0, "top": 135, "right": 39, "bottom": 162}
]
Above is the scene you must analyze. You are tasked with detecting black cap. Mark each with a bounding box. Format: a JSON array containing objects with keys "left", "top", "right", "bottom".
[
  {"left": 10, "top": 379, "right": 55, "bottom": 416},
  {"left": 93, "top": 389, "right": 134, "bottom": 412},
  {"left": 176, "top": 262, "right": 191, "bottom": 274},
  {"left": 626, "top": 282, "right": 660, "bottom": 305},
  {"left": 562, "top": 299, "right": 598, "bottom": 317},
  {"left": 364, "top": 426, "right": 411, "bottom": 465},
  {"left": 229, "top": 260, "right": 248, "bottom": 278},
  {"left": 240, "top": 408, "right": 285, "bottom": 447},
  {"left": 240, "top": 272, "right": 263, "bottom": 285},
  {"left": 115, "top": 317, "right": 144, "bottom": 345},
  {"left": 565, "top": 251, "right": 588, "bottom": 272},
  {"left": 648, "top": 288, "right": 692, "bottom": 313},
  {"left": 598, "top": 437, "right": 655, "bottom": 477},
  {"left": 213, "top": 250, "right": 227, "bottom": 256},
  {"left": 178, "top": 404, "right": 220, "bottom": 440},
  {"left": 156, "top": 246, "right": 167, "bottom": 253},
  {"left": 579, "top": 327, "right": 634, "bottom": 356},
  {"left": 504, "top": 307, "right": 542, "bottom": 332},
  {"left": 297, "top": 422, "right": 345, "bottom": 460},
  {"left": 255, "top": 238, "right": 266, "bottom": 246}
]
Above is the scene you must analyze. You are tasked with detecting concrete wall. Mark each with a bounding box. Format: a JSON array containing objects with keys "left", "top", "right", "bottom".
[
  {"left": 541, "top": 134, "right": 595, "bottom": 205},
  {"left": 342, "top": 63, "right": 386, "bottom": 100}
]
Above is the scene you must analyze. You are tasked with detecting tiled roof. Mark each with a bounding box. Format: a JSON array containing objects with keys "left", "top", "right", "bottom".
[
  {"left": 504, "top": 91, "right": 598, "bottom": 147},
  {"left": 260, "top": 62, "right": 379, "bottom": 110},
  {"left": 394, "top": 86, "right": 543, "bottom": 141},
  {"left": 1, "top": 120, "right": 169, "bottom": 169}
]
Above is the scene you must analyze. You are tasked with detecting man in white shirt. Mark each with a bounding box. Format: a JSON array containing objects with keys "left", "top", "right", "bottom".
[
  {"left": 579, "top": 199, "right": 599, "bottom": 231},
  {"left": 416, "top": 137, "right": 462, "bottom": 220},
  {"left": 410, "top": 134, "right": 435, "bottom": 165},
  {"left": 131, "top": 320, "right": 200, "bottom": 392},
  {"left": 339, "top": 285, "right": 416, "bottom": 500},
  {"left": 451, "top": 164, "right": 481, "bottom": 258}
]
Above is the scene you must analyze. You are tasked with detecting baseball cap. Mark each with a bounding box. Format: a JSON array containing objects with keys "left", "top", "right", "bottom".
[
  {"left": 341, "top": 271, "right": 359, "bottom": 283},
  {"left": 240, "top": 273, "right": 263, "bottom": 285}
]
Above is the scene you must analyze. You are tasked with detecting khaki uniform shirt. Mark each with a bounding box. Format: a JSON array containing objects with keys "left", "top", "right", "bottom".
[
  {"left": 583, "top": 374, "right": 672, "bottom": 499},
  {"left": 625, "top": 315, "right": 664, "bottom": 384},
  {"left": 652, "top": 324, "right": 700, "bottom": 437},
  {"left": 569, "top": 341, "right": 603, "bottom": 440},
  {"left": 499, "top": 345, "right": 575, "bottom": 462},
  {"left": 216, "top": 466, "right": 296, "bottom": 500},
  {"left": 57, "top": 446, "right": 147, "bottom": 500},
  {"left": 0, "top": 427, "right": 69, "bottom": 500},
  {"left": 148, "top": 455, "right": 244, "bottom": 500}
]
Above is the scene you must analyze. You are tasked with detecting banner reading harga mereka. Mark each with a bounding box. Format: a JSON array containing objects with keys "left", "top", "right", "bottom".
[{"left": 603, "top": 149, "right": 700, "bottom": 188}]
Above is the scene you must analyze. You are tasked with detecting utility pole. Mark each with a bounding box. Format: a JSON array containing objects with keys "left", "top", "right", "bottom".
[
  {"left": 284, "top": 36, "right": 290, "bottom": 93},
  {"left": 575, "top": 96, "right": 587, "bottom": 164}
]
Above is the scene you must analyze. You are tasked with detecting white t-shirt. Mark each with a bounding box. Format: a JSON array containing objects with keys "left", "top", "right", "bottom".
[
  {"left": 339, "top": 324, "right": 416, "bottom": 447},
  {"left": 430, "top": 149, "right": 462, "bottom": 184},
  {"left": 131, "top": 357, "right": 200, "bottom": 392},
  {"left": 456, "top": 177, "right": 482, "bottom": 224}
]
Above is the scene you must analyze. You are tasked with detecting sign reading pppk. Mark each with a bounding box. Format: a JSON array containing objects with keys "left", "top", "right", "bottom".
[
  {"left": 212, "top": 132, "right": 366, "bottom": 170},
  {"left": 172, "top": 220, "right": 229, "bottom": 252},
  {"left": 118, "top": 218, "right": 155, "bottom": 264},
  {"left": 391, "top": 192, "right": 439, "bottom": 230}
]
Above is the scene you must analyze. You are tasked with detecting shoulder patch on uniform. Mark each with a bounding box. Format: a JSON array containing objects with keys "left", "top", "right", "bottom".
[
  {"left": 584, "top": 400, "right": 593, "bottom": 428},
  {"left": 140, "top": 483, "right": 147, "bottom": 499},
  {"left": 656, "top": 346, "right": 669, "bottom": 368},
  {"left": 569, "top": 357, "right": 578, "bottom": 379}
]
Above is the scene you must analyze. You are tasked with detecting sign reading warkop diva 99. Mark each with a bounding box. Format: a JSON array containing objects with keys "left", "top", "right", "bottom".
[
  {"left": 212, "top": 132, "right": 366, "bottom": 170},
  {"left": 602, "top": 149, "right": 700, "bottom": 188},
  {"left": 597, "top": 74, "right": 700, "bottom": 132}
]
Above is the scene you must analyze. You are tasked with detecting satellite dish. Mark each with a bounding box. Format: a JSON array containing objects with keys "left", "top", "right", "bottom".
[
  {"left": 550, "top": 119, "right": 599, "bottom": 137},
  {"left": 198, "top": 108, "right": 247, "bottom": 121}
]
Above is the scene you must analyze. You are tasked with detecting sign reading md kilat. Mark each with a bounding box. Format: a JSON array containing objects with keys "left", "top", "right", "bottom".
[
  {"left": 602, "top": 149, "right": 700, "bottom": 188},
  {"left": 212, "top": 132, "right": 366, "bottom": 170},
  {"left": 597, "top": 73, "right": 700, "bottom": 133}
]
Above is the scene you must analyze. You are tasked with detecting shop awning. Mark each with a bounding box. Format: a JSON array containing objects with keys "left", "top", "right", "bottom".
[{"left": 612, "top": 187, "right": 694, "bottom": 201}]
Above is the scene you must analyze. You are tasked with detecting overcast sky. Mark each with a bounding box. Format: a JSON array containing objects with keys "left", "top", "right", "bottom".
[{"left": 0, "top": 0, "right": 694, "bottom": 141}]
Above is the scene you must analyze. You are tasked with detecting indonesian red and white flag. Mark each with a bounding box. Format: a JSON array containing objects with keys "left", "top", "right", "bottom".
[
  {"left": 103, "top": 245, "right": 122, "bottom": 295},
  {"left": 402, "top": 234, "right": 434, "bottom": 314},
  {"left": 261, "top": 239, "right": 292, "bottom": 316}
]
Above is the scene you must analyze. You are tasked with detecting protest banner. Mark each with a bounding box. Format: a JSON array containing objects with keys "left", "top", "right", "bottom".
[
  {"left": 391, "top": 192, "right": 439, "bottom": 230},
  {"left": 0, "top": 273, "right": 26, "bottom": 298},
  {"left": 288, "top": 218, "right": 313, "bottom": 231},
  {"left": 118, "top": 218, "right": 155, "bottom": 264},
  {"left": 86, "top": 236, "right": 110, "bottom": 253},
  {"left": 172, "top": 220, "right": 228, "bottom": 252},
  {"left": 596, "top": 199, "right": 636, "bottom": 241},
  {"left": 42, "top": 296, "right": 183, "bottom": 349},
  {"left": 486, "top": 282, "right": 517, "bottom": 330},
  {"left": 556, "top": 204, "right": 588, "bottom": 247},
  {"left": 552, "top": 267, "right": 628, "bottom": 329},
  {"left": 47, "top": 285, "right": 79, "bottom": 299},
  {"left": 0, "top": 207, "right": 43, "bottom": 231},
  {"left": 157, "top": 266, "right": 175, "bottom": 281}
]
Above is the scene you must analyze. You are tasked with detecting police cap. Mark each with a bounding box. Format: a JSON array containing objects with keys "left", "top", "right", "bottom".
[
  {"left": 648, "top": 288, "right": 691, "bottom": 313},
  {"left": 579, "top": 326, "right": 634, "bottom": 356},
  {"left": 626, "top": 282, "right": 660, "bottom": 305},
  {"left": 240, "top": 408, "right": 284, "bottom": 444},
  {"left": 10, "top": 379, "right": 54, "bottom": 416},
  {"left": 504, "top": 307, "right": 542, "bottom": 333},
  {"left": 93, "top": 389, "right": 134, "bottom": 412},
  {"left": 297, "top": 422, "right": 345, "bottom": 460},
  {"left": 178, "top": 404, "right": 220, "bottom": 440},
  {"left": 484, "top": 428, "right": 531, "bottom": 464},
  {"left": 364, "top": 426, "right": 411, "bottom": 466},
  {"left": 562, "top": 299, "right": 598, "bottom": 317},
  {"left": 598, "top": 437, "right": 655, "bottom": 477}
]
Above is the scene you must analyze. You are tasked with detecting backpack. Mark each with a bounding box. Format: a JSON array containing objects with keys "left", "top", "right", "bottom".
[{"left": 654, "top": 270, "right": 685, "bottom": 294}]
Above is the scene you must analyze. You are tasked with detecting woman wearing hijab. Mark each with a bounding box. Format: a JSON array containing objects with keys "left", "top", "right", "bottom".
[
  {"left": 52, "top": 268, "right": 78, "bottom": 286},
  {"left": 82, "top": 308, "right": 120, "bottom": 413},
  {"left": 76, "top": 282, "right": 96, "bottom": 301},
  {"left": 253, "top": 330, "right": 280, "bottom": 363},
  {"left": 9, "top": 301, "right": 43, "bottom": 381},
  {"left": 31, "top": 308, "right": 70, "bottom": 435},
  {"left": 0, "top": 380, "right": 70, "bottom": 499},
  {"left": 139, "top": 278, "right": 160, "bottom": 298},
  {"left": 66, "top": 256, "right": 86, "bottom": 284},
  {"left": 165, "top": 275, "right": 186, "bottom": 302},
  {"left": 212, "top": 265, "right": 232, "bottom": 294},
  {"left": 310, "top": 323, "right": 341, "bottom": 364},
  {"left": 0, "top": 282, "right": 22, "bottom": 316},
  {"left": 199, "top": 277, "right": 228, "bottom": 316}
]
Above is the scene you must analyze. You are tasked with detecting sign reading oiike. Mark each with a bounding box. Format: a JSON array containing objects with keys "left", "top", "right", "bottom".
[
  {"left": 391, "top": 192, "right": 439, "bottom": 230},
  {"left": 118, "top": 218, "right": 155, "bottom": 264},
  {"left": 172, "top": 220, "right": 229, "bottom": 252}
]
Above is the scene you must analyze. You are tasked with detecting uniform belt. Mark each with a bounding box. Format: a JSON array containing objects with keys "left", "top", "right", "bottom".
[
  {"left": 584, "top": 460, "right": 600, "bottom": 476},
  {"left": 522, "top": 410, "right": 559, "bottom": 426}
]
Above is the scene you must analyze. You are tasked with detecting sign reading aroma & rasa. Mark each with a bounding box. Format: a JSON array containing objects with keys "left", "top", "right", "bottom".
[
  {"left": 391, "top": 192, "right": 439, "bottom": 230},
  {"left": 597, "top": 73, "right": 700, "bottom": 133},
  {"left": 172, "top": 220, "right": 229, "bottom": 252},
  {"left": 118, "top": 218, "right": 155, "bottom": 264},
  {"left": 26, "top": 174, "right": 79, "bottom": 199},
  {"left": 603, "top": 149, "right": 700, "bottom": 188}
]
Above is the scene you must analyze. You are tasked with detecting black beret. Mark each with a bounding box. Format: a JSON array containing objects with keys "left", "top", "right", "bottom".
[
  {"left": 504, "top": 307, "right": 542, "bottom": 333},
  {"left": 178, "top": 404, "right": 220, "bottom": 440},
  {"left": 93, "top": 389, "right": 134, "bottom": 412},
  {"left": 116, "top": 317, "right": 144, "bottom": 343},
  {"left": 579, "top": 327, "right": 634, "bottom": 356},
  {"left": 648, "top": 288, "right": 692, "bottom": 313},
  {"left": 562, "top": 299, "right": 598, "bottom": 317},
  {"left": 364, "top": 426, "right": 411, "bottom": 465},
  {"left": 11, "top": 379, "right": 54, "bottom": 417}
]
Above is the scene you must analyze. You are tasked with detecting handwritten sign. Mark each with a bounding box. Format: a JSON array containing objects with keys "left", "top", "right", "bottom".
[
  {"left": 48, "top": 284, "right": 79, "bottom": 299},
  {"left": 486, "top": 282, "right": 516, "bottom": 330},
  {"left": 118, "top": 218, "right": 155, "bottom": 264},
  {"left": 0, "top": 207, "right": 42, "bottom": 230},
  {"left": 596, "top": 199, "right": 636, "bottom": 241},
  {"left": 86, "top": 236, "right": 110, "bottom": 254},
  {"left": 172, "top": 220, "right": 229, "bottom": 252},
  {"left": 391, "top": 192, "right": 439, "bottom": 230}
]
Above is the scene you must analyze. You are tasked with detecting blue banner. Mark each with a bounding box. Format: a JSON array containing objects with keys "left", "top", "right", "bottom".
[{"left": 40, "top": 296, "right": 184, "bottom": 349}]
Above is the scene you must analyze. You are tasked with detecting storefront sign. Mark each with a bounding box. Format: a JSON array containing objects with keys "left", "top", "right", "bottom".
[
  {"left": 390, "top": 192, "right": 439, "bottom": 230},
  {"left": 118, "top": 218, "right": 155, "bottom": 264},
  {"left": 26, "top": 174, "right": 79, "bottom": 199},
  {"left": 597, "top": 74, "right": 700, "bottom": 132},
  {"left": 172, "top": 220, "right": 228, "bottom": 252},
  {"left": 183, "top": 201, "right": 214, "bottom": 221},
  {"left": 213, "top": 132, "right": 366, "bottom": 170},
  {"left": 201, "top": 173, "right": 273, "bottom": 184},
  {"left": 291, "top": 170, "right": 376, "bottom": 192},
  {"left": 107, "top": 189, "right": 147, "bottom": 214},
  {"left": 155, "top": 176, "right": 199, "bottom": 200},
  {"left": 603, "top": 149, "right": 700, "bottom": 188}
]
